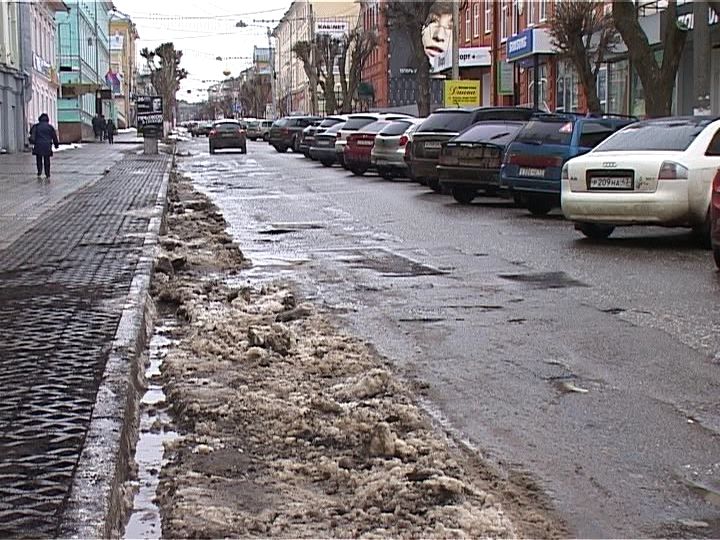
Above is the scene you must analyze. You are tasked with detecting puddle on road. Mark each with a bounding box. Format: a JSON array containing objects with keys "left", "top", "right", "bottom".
[
  {"left": 124, "top": 323, "right": 179, "bottom": 540},
  {"left": 499, "top": 271, "right": 588, "bottom": 289}
]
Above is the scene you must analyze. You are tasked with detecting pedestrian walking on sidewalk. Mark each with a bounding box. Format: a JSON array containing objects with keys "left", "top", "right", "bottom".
[
  {"left": 105, "top": 118, "right": 116, "bottom": 144},
  {"left": 29, "top": 113, "right": 59, "bottom": 179},
  {"left": 92, "top": 113, "right": 102, "bottom": 141},
  {"left": 99, "top": 114, "right": 107, "bottom": 141}
]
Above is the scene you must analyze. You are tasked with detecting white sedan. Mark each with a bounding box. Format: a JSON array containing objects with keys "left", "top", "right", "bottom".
[{"left": 561, "top": 116, "right": 720, "bottom": 240}]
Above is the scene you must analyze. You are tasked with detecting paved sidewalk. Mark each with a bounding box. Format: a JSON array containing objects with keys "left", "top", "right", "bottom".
[
  {"left": 0, "top": 142, "right": 139, "bottom": 250},
  {"left": 0, "top": 149, "right": 170, "bottom": 537}
]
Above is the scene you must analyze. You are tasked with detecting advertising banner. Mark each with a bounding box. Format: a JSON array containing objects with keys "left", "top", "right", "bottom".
[
  {"left": 315, "top": 20, "right": 349, "bottom": 38},
  {"left": 422, "top": 2, "right": 454, "bottom": 74},
  {"left": 136, "top": 95, "right": 163, "bottom": 136},
  {"left": 443, "top": 80, "right": 480, "bottom": 107}
]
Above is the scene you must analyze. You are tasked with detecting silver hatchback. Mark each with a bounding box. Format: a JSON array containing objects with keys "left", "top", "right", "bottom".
[{"left": 371, "top": 118, "right": 423, "bottom": 180}]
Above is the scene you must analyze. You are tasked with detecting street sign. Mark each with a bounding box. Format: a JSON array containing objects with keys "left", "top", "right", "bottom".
[
  {"left": 443, "top": 80, "right": 480, "bottom": 107},
  {"left": 136, "top": 96, "right": 163, "bottom": 137}
]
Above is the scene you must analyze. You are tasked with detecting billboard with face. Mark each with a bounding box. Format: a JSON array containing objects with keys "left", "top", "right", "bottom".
[{"left": 422, "top": 1, "right": 454, "bottom": 74}]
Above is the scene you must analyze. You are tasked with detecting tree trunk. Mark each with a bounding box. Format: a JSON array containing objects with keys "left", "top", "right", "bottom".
[
  {"left": 416, "top": 50, "right": 431, "bottom": 117},
  {"left": 612, "top": 0, "right": 687, "bottom": 117},
  {"left": 575, "top": 59, "right": 601, "bottom": 114}
]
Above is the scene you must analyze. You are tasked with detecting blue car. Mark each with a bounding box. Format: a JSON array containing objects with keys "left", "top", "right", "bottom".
[{"left": 501, "top": 113, "right": 637, "bottom": 215}]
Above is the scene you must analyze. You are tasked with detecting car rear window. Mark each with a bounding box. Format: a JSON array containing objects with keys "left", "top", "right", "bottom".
[
  {"left": 474, "top": 109, "right": 535, "bottom": 122},
  {"left": 515, "top": 120, "right": 574, "bottom": 146},
  {"left": 594, "top": 120, "right": 712, "bottom": 152},
  {"left": 379, "top": 120, "right": 415, "bottom": 136},
  {"left": 323, "top": 122, "right": 346, "bottom": 134},
  {"left": 215, "top": 122, "right": 240, "bottom": 131},
  {"left": 262, "top": 121, "right": 273, "bottom": 127},
  {"left": 454, "top": 122, "right": 524, "bottom": 144},
  {"left": 343, "top": 117, "right": 377, "bottom": 130},
  {"left": 418, "top": 111, "right": 473, "bottom": 133},
  {"left": 360, "top": 120, "right": 390, "bottom": 133},
  {"left": 319, "top": 118, "right": 343, "bottom": 128},
  {"left": 274, "top": 118, "right": 289, "bottom": 127}
]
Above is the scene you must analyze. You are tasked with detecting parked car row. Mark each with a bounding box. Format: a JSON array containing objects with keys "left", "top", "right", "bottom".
[{"left": 263, "top": 110, "right": 720, "bottom": 269}]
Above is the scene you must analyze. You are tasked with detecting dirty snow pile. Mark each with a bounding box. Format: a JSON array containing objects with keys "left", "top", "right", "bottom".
[{"left": 150, "top": 173, "right": 519, "bottom": 538}]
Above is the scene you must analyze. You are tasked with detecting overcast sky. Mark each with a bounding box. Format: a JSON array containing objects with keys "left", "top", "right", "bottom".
[{"left": 113, "top": 0, "right": 292, "bottom": 102}]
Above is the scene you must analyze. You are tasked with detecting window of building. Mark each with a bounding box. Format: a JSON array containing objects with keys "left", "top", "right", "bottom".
[
  {"left": 465, "top": 7, "right": 471, "bottom": 41},
  {"left": 556, "top": 60, "right": 579, "bottom": 112},
  {"left": 484, "top": 0, "right": 491, "bottom": 33},
  {"left": 539, "top": 0, "right": 547, "bottom": 21},
  {"left": 473, "top": 2, "right": 480, "bottom": 37},
  {"left": 501, "top": 0, "right": 508, "bottom": 41},
  {"left": 511, "top": 0, "right": 517, "bottom": 36},
  {"left": 596, "top": 66, "right": 607, "bottom": 112},
  {"left": 607, "top": 59, "right": 629, "bottom": 115}
]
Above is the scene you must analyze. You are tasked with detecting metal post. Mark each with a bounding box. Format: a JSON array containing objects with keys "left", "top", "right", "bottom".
[
  {"left": 693, "top": 0, "right": 711, "bottom": 115},
  {"left": 308, "top": 3, "right": 316, "bottom": 114},
  {"left": 289, "top": 18, "right": 293, "bottom": 113},
  {"left": 452, "top": 0, "right": 460, "bottom": 80},
  {"left": 268, "top": 27, "right": 276, "bottom": 118},
  {"left": 533, "top": 54, "right": 539, "bottom": 109}
]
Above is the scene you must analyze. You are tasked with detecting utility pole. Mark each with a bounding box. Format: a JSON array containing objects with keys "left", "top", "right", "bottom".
[
  {"left": 693, "top": 0, "right": 711, "bottom": 115},
  {"left": 308, "top": 2, "right": 317, "bottom": 115},
  {"left": 452, "top": 0, "right": 460, "bottom": 80},
  {"left": 268, "top": 27, "right": 276, "bottom": 118}
]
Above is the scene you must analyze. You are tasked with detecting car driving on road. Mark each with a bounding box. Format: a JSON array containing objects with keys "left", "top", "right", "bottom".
[
  {"left": 437, "top": 121, "right": 527, "bottom": 204},
  {"left": 209, "top": 119, "right": 247, "bottom": 154},
  {"left": 502, "top": 113, "right": 636, "bottom": 215},
  {"left": 408, "top": 106, "right": 537, "bottom": 192},
  {"left": 561, "top": 116, "right": 720, "bottom": 242}
]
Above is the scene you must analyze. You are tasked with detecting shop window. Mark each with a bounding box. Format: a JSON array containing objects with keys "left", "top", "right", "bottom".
[
  {"left": 473, "top": 2, "right": 480, "bottom": 37},
  {"left": 596, "top": 66, "right": 608, "bottom": 112},
  {"left": 607, "top": 60, "right": 629, "bottom": 115},
  {"left": 527, "top": 64, "right": 549, "bottom": 109},
  {"left": 579, "top": 122, "right": 615, "bottom": 148},
  {"left": 706, "top": 130, "right": 720, "bottom": 156},
  {"left": 556, "top": 61, "right": 578, "bottom": 112}
]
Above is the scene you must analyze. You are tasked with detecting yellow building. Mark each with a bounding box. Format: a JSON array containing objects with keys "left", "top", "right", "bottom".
[{"left": 109, "top": 14, "right": 138, "bottom": 128}]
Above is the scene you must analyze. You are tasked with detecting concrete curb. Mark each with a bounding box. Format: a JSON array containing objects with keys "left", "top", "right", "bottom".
[{"left": 58, "top": 152, "right": 172, "bottom": 539}]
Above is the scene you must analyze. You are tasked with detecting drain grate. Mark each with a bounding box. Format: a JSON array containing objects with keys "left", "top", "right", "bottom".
[{"left": 0, "top": 156, "right": 168, "bottom": 537}]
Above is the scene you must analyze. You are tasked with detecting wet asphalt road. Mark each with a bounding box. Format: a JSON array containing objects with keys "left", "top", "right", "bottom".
[{"left": 178, "top": 138, "right": 720, "bottom": 538}]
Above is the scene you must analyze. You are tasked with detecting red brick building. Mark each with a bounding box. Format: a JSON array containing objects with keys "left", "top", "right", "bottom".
[{"left": 360, "top": 0, "right": 389, "bottom": 108}]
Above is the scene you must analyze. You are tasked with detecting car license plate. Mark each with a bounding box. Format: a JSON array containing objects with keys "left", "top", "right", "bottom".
[
  {"left": 589, "top": 176, "right": 633, "bottom": 189},
  {"left": 222, "top": 133, "right": 235, "bottom": 138},
  {"left": 357, "top": 140, "right": 374, "bottom": 146},
  {"left": 318, "top": 140, "right": 329, "bottom": 146},
  {"left": 424, "top": 142, "right": 442, "bottom": 149},
  {"left": 519, "top": 167, "right": 545, "bottom": 178}
]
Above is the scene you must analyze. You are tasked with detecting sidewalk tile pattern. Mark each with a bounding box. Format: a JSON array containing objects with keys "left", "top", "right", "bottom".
[{"left": 0, "top": 154, "right": 169, "bottom": 537}]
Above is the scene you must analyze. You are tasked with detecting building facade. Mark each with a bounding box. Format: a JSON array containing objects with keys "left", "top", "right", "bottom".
[
  {"left": 0, "top": 1, "right": 26, "bottom": 152},
  {"left": 23, "top": 1, "right": 68, "bottom": 135},
  {"left": 109, "top": 14, "right": 138, "bottom": 128},
  {"left": 273, "top": 0, "right": 360, "bottom": 115},
  {"left": 56, "top": 0, "right": 114, "bottom": 142}
]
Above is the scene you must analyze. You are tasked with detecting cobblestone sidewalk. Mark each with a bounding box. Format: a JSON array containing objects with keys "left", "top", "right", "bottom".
[{"left": 0, "top": 152, "right": 170, "bottom": 537}]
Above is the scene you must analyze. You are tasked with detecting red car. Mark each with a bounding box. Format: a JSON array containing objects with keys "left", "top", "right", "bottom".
[
  {"left": 343, "top": 120, "right": 391, "bottom": 176},
  {"left": 712, "top": 168, "right": 720, "bottom": 269}
]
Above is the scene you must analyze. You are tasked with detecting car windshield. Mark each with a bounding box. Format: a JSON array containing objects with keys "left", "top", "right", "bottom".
[
  {"left": 515, "top": 120, "right": 574, "bottom": 146},
  {"left": 360, "top": 121, "right": 390, "bottom": 133},
  {"left": 418, "top": 111, "right": 473, "bottom": 133},
  {"left": 343, "top": 117, "right": 377, "bottom": 131},
  {"left": 453, "top": 122, "right": 524, "bottom": 145},
  {"left": 273, "top": 118, "right": 289, "bottom": 127},
  {"left": 379, "top": 120, "right": 416, "bottom": 136},
  {"left": 594, "top": 119, "right": 713, "bottom": 152}
]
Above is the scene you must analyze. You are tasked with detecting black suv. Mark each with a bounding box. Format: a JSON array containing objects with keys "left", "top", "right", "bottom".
[
  {"left": 408, "top": 106, "right": 538, "bottom": 192},
  {"left": 268, "top": 116, "right": 321, "bottom": 153}
]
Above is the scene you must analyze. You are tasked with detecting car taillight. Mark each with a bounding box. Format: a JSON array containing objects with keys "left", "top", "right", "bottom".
[
  {"left": 658, "top": 161, "right": 688, "bottom": 180},
  {"left": 209, "top": 129, "right": 217, "bottom": 137},
  {"left": 504, "top": 151, "right": 520, "bottom": 165},
  {"left": 281, "top": 128, "right": 289, "bottom": 135},
  {"left": 712, "top": 169, "right": 720, "bottom": 207},
  {"left": 561, "top": 163, "right": 569, "bottom": 181},
  {"left": 399, "top": 135, "right": 409, "bottom": 146},
  {"left": 336, "top": 132, "right": 342, "bottom": 139}
]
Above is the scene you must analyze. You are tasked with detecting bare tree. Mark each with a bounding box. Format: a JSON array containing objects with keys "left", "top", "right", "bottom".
[
  {"left": 386, "top": 1, "right": 435, "bottom": 117},
  {"left": 292, "top": 41, "right": 320, "bottom": 115},
  {"left": 239, "top": 75, "right": 272, "bottom": 118},
  {"left": 338, "top": 28, "right": 377, "bottom": 113},
  {"left": 611, "top": 0, "right": 687, "bottom": 117},
  {"left": 140, "top": 43, "right": 188, "bottom": 125},
  {"left": 316, "top": 34, "right": 342, "bottom": 115},
  {"left": 548, "top": 1, "right": 618, "bottom": 114}
]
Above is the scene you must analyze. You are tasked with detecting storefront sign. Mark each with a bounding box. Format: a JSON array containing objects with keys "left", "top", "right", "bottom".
[
  {"left": 497, "top": 61, "right": 514, "bottom": 95},
  {"left": 443, "top": 80, "right": 480, "bottom": 107},
  {"left": 507, "top": 29, "right": 533, "bottom": 61},
  {"left": 136, "top": 95, "right": 163, "bottom": 136},
  {"left": 315, "top": 20, "right": 349, "bottom": 38},
  {"left": 459, "top": 47, "right": 492, "bottom": 67},
  {"left": 676, "top": 6, "right": 719, "bottom": 30}
]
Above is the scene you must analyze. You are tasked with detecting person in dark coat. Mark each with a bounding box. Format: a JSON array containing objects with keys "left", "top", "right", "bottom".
[
  {"left": 29, "top": 113, "right": 60, "bottom": 179},
  {"left": 99, "top": 114, "right": 107, "bottom": 141},
  {"left": 92, "top": 113, "right": 102, "bottom": 140},
  {"left": 105, "top": 118, "right": 116, "bottom": 144}
]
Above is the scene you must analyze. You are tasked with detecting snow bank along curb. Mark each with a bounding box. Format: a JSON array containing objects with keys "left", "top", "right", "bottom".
[
  {"left": 145, "top": 172, "right": 564, "bottom": 538},
  {"left": 58, "top": 154, "right": 172, "bottom": 538}
]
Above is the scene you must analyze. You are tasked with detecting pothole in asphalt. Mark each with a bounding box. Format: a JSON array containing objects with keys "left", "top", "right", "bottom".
[
  {"left": 327, "top": 248, "right": 447, "bottom": 278},
  {"left": 498, "top": 271, "right": 588, "bottom": 289},
  {"left": 258, "top": 228, "right": 296, "bottom": 235}
]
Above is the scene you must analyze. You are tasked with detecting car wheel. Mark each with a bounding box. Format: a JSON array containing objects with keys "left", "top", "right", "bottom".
[
  {"left": 452, "top": 187, "right": 475, "bottom": 205},
  {"left": 576, "top": 222, "right": 615, "bottom": 240},
  {"left": 714, "top": 246, "right": 720, "bottom": 269},
  {"left": 241, "top": 145, "right": 247, "bottom": 154},
  {"left": 427, "top": 178, "right": 442, "bottom": 193},
  {"left": 291, "top": 136, "right": 299, "bottom": 152},
  {"left": 320, "top": 160, "right": 334, "bottom": 167},
  {"left": 350, "top": 165, "right": 367, "bottom": 176},
  {"left": 526, "top": 197, "right": 554, "bottom": 216},
  {"left": 209, "top": 145, "right": 215, "bottom": 154},
  {"left": 692, "top": 212, "right": 712, "bottom": 249},
  {"left": 275, "top": 145, "right": 287, "bottom": 153},
  {"left": 263, "top": 133, "right": 269, "bottom": 142},
  {"left": 512, "top": 192, "right": 524, "bottom": 207}
]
